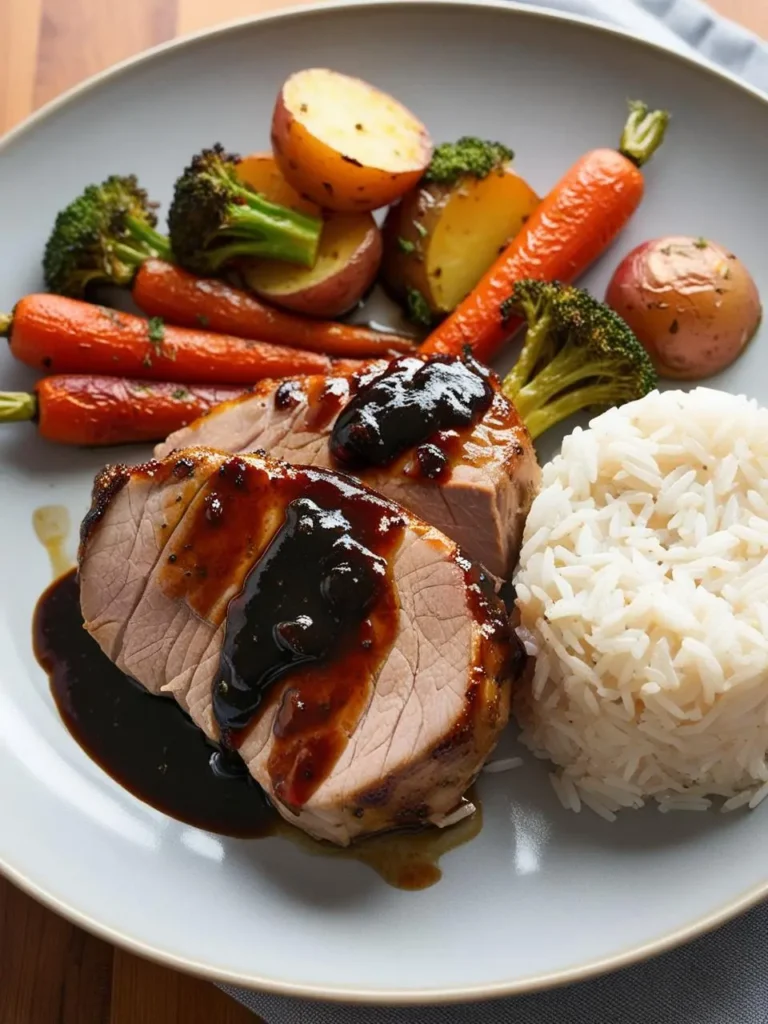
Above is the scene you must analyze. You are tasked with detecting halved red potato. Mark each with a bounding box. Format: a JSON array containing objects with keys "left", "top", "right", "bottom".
[
  {"left": 271, "top": 68, "right": 432, "bottom": 212},
  {"left": 382, "top": 168, "right": 540, "bottom": 320},
  {"left": 606, "top": 236, "right": 762, "bottom": 380},
  {"left": 243, "top": 212, "right": 382, "bottom": 318},
  {"left": 236, "top": 152, "right": 321, "bottom": 216},
  {"left": 235, "top": 153, "right": 382, "bottom": 317}
]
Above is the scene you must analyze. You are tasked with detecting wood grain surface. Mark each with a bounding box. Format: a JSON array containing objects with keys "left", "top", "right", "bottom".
[{"left": 0, "top": 1, "right": 766, "bottom": 1021}]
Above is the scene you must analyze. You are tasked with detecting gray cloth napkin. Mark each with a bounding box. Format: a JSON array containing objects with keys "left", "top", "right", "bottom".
[
  {"left": 223, "top": 1, "right": 768, "bottom": 1019},
  {"left": 223, "top": 902, "right": 768, "bottom": 1022}
]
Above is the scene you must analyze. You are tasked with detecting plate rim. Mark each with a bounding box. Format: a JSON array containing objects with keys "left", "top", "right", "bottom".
[{"left": 2, "top": 0, "right": 768, "bottom": 1004}]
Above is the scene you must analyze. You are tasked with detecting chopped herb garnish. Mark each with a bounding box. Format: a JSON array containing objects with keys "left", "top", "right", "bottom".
[
  {"left": 148, "top": 316, "right": 165, "bottom": 344},
  {"left": 413, "top": 221, "right": 428, "bottom": 238},
  {"left": 172, "top": 387, "right": 190, "bottom": 400},
  {"left": 196, "top": 313, "right": 210, "bottom": 328},
  {"left": 397, "top": 237, "right": 416, "bottom": 254},
  {"left": 147, "top": 316, "right": 173, "bottom": 360},
  {"left": 694, "top": 237, "right": 708, "bottom": 249},
  {"left": 405, "top": 288, "right": 433, "bottom": 328}
]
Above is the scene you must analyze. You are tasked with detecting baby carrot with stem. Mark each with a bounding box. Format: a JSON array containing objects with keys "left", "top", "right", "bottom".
[
  {"left": 420, "top": 101, "right": 670, "bottom": 364},
  {"left": 1, "top": 296, "right": 361, "bottom": 383},
  {"left": 0, "top": 375, "right": 250, "bottom": 446}
]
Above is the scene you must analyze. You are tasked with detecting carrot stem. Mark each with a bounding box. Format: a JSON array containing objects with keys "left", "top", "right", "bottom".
[
  {"left": 0, "top": 391, "right": 37, "bottom": 423},
  {"left": 0, "top": 313, "right": 11, "bottom": 336},
  {"left": 619, "top": 100, "right": 670, "bottom": 167}
]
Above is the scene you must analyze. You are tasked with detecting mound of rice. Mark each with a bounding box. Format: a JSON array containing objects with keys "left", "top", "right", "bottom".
[{"left": 514, "top": 387, "right": 768, "bottom": 820}]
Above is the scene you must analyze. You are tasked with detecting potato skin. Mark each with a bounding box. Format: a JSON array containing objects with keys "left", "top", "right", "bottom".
[
  {"left": 606, "top": 236, "right": 762, "bottom": 380},
  {"left": 271, "top": 69, "right": 432, "bottom": 213},
  {"left": 381, "top": 168, "right": 540, "bottom": 320},
  {"left": 243, "top": 213, "right": 382, "bottom": 319},
  {"left": 381, "top": 185, "right": 445, "bottom": 312}
]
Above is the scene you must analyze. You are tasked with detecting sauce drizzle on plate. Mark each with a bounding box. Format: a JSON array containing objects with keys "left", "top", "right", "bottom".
[
  {"left": 32, "top": 570, "right": 480, "bottom": 889},
  {"left": 32, "top": 505, "right": 73, "bottom": 578}
]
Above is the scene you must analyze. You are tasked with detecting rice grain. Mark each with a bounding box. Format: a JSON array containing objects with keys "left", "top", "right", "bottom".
[{"left": 515, "top": 388, "right": 768, "bottom": 818}]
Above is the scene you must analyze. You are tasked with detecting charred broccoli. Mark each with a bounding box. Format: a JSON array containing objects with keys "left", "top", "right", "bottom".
[
  {"left": 424, "top": 137, "right": 513, "bottom": 185},
  {"left": 167, "top": 145, "right": 322, "bottom": 275},
  {"left": 43, "top": 175, "right": 171, "bottom": 296},
  {"left": 501, "top": 280, "right": 657, "bottom": 439}
]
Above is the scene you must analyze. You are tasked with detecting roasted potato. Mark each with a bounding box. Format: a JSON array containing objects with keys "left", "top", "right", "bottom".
[
  {"left": 236, "top": 152, "right": 321, "bottom": 216},
  {"left": 271, "top": 68, "right": 432, "bottom": 213},
  {"left": 242, "top": 212, "right": 382, "bottom": 318},
  {"left": 381, "top": 168, "right": 540, "bottom": 321},
  {"left": 606, "top": 236, "right": 762, "bottom": 380},
  {"left": 236, "top": 152, "right": 382, "bottom": 317}
]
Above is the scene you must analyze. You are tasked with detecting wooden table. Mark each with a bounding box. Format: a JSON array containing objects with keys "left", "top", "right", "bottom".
[{"left": 1, "top": 0, "right": 766, "bottom": 1020}]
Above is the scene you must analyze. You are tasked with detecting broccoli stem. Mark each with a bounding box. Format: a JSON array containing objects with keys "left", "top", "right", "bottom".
[
  {"left": 109, "top": 243, "right": 152, "bottom": 285},
  {"left": 0, "top": 391, "right": 36, "bottom": 424},
  {"left": 124, "top": 215, "right": 172, "bottom": 260},
  {"left": 619, "top": 100, "right": 670, "bottom": 167},
  {"left": 106, "top": 217, "right": 172, "bottom": 283},
  {"left": 501, "top": 312, "right": 552, "bottom": 399},
  {"left": 513, "top": 345, "right": 596, "bottom": 419},
  {"left": 523, "top": 382, "right": 624, "bottom": 439},
  {"left": 0, "top": 313, "right": 11, "bottom": 337},
  {"left": 221, "top": 197, "right": 321, "bottom": 268}
]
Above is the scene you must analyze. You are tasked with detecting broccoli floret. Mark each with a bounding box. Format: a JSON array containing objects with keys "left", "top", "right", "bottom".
[
  {"left": 500, "top": 280, "right": 657, "bottom": 439},
  {"left": 167, "top": 144, "right": 322, "bottom": 275},
  {"left": 424, "top": 137, "right": 513, "bottom": 185},
  {"left": 43, "top": 175, "right": 171, "bottom": 296}
]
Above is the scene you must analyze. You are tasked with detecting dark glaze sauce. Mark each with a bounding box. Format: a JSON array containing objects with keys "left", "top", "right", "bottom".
[
  {"left": 32, "top": 571, "right": 478, "bottom": 888},
  {"left": 34, "top": 570, "right": 274, "bottom": 837},
  {"left": 215, "top": 498, "right": 388, "bottom": 735},
  {"left": 216, "top": 488, "right": 403, "bottom": 809},
  {"left": 329, "top": 352, "right": 494, "bottom": 479},
  {"left": 157, "top": 455, "right": 405, "bottom": 809},
  {"left": 308, "top": 377, "right": 352, "bottom": 432},
  {"left": 276, "top": 375, "right": 354, "bottom": 433},
  {"left": 294, "top": 796, "right": 483, "bottom": 890}
]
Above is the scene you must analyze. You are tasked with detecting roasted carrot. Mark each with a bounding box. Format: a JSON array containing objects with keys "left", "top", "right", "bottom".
[
  {"left": 1, "top": 296, "right": 362, "bottom": 384},
  {"left": 0, "top": 375, "right": 250, "bottom": 446},
  {"left": 133, "top": 259, "right": 414, "bottom": 358},
  {"left": 420, "top": 101, "right": 670, "bottom": 364}
]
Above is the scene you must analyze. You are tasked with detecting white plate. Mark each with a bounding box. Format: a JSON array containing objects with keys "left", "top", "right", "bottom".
[{"left": 1, "top": 0, "right": 767, "bottom": 1003}]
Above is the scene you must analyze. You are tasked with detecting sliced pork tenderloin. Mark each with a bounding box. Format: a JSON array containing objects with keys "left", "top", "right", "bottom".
[
  {"left": 79, "top": 447, "right": 522, "bottom": 846},
  {"left": 154, "top": 355, "right": 540, "bottom": 578}
]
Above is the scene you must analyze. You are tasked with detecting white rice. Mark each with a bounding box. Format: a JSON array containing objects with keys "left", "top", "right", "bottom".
[{"left": 514, "top": 388, "right": 768, "bottom": 819}]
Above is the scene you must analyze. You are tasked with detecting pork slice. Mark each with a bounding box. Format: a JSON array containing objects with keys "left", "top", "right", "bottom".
[
  {"left": 78, "top": 451, "right": 220, "bottom": 661},
  {"left": 154, "top": 363, "right": 540, "bottom": 578},
  {"left": 79, "top": 447, "right": 520, "bottom": 846}
]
